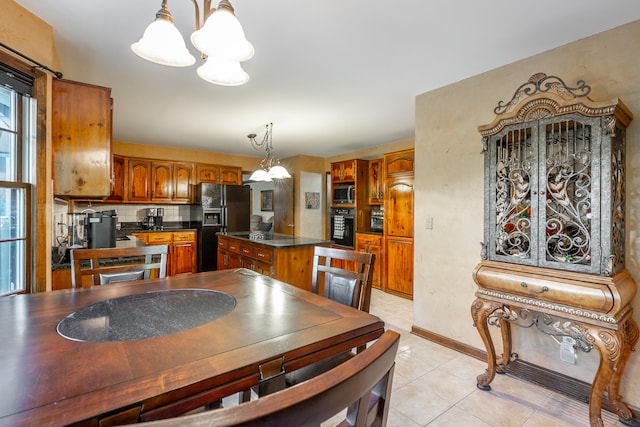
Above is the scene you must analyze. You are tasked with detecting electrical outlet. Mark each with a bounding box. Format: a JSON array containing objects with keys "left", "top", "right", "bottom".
[
  {"left": 560, "top": 336, "right": 576, "bottom": 364},
  {"left": 425, "top": 217, "right": 433, "bottom": 230}
]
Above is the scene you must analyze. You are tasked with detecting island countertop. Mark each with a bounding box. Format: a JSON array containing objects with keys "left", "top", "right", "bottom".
[{"left": 217, "top": 231, "right": 332, "bottom": 248}]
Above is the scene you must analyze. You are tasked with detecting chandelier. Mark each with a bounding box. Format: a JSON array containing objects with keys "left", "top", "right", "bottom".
[
  {"left": 247, "top": 123, "right": 291, "bottom": 182},
  {"left": 131, "top": 0, "right": 253, "bottom": 86}
]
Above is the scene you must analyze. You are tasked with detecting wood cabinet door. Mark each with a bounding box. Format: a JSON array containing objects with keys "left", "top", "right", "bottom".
[
  {"left": 356, "top": 234, "right": 383, "bottom": 289},
  {"left": 384, "top": 149, "right": 415, "bottom": 178},
  {"left": 217, "top": 250, "right": 241, "bottom": 270},
  {"left": 385, "top": 237, "right": 413, "bottom": 297},
  {"left": 151, "top": 161, "right": 173, "bottom": 202},
  {"left": 52, "top": 79, "right": 112, "bottom": 197},
  {"left": 127, "top": 158, "right": 152, "bottom": 202},
  {"left": 330, "top": 163, "right": 343, "bottom": 182},
  {"left": 368, "top": 159, "right": 383, "bottom": 204},
  {"left": 173, "top": 241, "right": 196, "bottom": 275},
  {"left": 274, "top": 175, "right": 295, "bottom": 235},
  {"left": 340, "top": 160, "right": 357, "bottom": 182},
  {"left": 219, "top": 167, "right": 241, "bottom": 185},
  {"left": 106, "top": 155, "right": 125, "bottom": 202},
  {"left": 384, "top": 177, "right": 414, "bottom": 238},
  {"left": 173, "top": 162, "right": 193, "bottom": 202},
  {"left": 196, "top": 164, "right": 220, "bottom": 183}
]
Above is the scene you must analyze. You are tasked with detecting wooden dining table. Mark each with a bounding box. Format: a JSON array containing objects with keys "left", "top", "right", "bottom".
[{"left": 0, "top": 268, "right": 385, "bottom": 427}]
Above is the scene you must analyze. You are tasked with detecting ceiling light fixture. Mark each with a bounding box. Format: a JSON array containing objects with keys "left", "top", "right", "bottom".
[
  {"left": 131, "top": 0, "right": 253, "bottom": 86},
  {"left": 247, "top": 123, "right": 291, "bottom": 182}
]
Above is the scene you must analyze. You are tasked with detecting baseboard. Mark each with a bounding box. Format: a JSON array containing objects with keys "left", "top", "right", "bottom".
[{"left": 410, "top": 325, "right": 639, "bottom": 424}]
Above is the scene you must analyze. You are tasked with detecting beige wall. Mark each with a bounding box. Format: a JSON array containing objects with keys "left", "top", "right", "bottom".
[{"left": 415, "top": 20, "right": 640, "bottom": 407}]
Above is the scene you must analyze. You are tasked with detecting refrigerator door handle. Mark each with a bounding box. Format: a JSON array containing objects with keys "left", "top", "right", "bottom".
[{"left": 221, "top": 207, "right": 227, "bottom": 233}]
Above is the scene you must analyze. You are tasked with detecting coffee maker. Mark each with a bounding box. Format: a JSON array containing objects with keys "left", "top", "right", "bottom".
[
  {"left": 143, "top": 208, "right": 164, "bottom": 230},
  {"left": 86, "top": 210, "right": 118, "bottom": 248}
]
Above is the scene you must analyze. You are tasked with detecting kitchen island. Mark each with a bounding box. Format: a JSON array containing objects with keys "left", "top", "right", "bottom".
[{"left": 217, "top": 232, "right": 332, "bottom": 291}]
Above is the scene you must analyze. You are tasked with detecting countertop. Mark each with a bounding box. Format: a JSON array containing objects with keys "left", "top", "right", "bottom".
[{"left": 218, "top": 231, "right": 333, "bottom": 248}]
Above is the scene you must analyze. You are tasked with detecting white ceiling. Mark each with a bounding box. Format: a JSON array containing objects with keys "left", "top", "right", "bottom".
[{"left": 13, "top": 1, "right": 640, "bottom": 159}]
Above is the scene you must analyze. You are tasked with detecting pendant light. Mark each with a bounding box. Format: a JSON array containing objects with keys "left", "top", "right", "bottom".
[
  {"left": 131, "top": 0, "right": 253, "bottom": 86},
  {"left": 248, "top": 123, "right": 291, "bottom": 182}
]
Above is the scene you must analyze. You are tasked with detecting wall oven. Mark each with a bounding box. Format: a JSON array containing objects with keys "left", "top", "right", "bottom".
[{"left": 330, "top": 208, "right": 355, "bottom": 248}]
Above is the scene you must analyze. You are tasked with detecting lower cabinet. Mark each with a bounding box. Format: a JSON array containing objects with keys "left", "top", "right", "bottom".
[
  {"left": 217, "top": 235, "right": 319, "bottom": 291},
  {"left": 355, "top": 233, "right": 383, "bottom": 289},
  {"left": 384, "top": 236, "right": 413, "bottom": 299},
  {"left": 133, "top": 231, "right": 197, "bottom": 276}
]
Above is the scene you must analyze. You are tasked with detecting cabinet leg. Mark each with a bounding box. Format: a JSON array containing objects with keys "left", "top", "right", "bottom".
[
  {"left": 608, "top": 316, "right": 638, "bottom": 424},
  {"left": 578, "top": 323, "right": 625, "bottom": 427},
  {"left": 471, "top": 298, "right": 502, "bottom": 390},
  {"left": 496, "top": 316, "right": 512, "bottom": 374}
]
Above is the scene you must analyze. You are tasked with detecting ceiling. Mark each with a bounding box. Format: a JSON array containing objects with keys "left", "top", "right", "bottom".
[{"left": 13, "top": 0, "right": 640, "bottom": 159}]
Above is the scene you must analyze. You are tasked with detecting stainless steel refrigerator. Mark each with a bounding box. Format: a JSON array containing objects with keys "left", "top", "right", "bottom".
[{"left": 192, "top": 183, "right": 251, "bottom": 271}]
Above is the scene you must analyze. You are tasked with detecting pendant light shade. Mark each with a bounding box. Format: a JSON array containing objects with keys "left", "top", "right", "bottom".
[
  {"left": 197, "top": 57, "right": 249, "bottom": 86},
  {"left": 248, "top": 169, "right": 272, "bottom": 182},
  {"left": 131, "top": 4, "right": 196, "bottom": 67},
  {"left": 132, "top": 0, "right": 253, "bottom": 85},
  {"left": 191, "top": 3, "right": 254, "bottom": 61},
  {"left": 267, "top": 165, "right": 291, "bottom": 179}
]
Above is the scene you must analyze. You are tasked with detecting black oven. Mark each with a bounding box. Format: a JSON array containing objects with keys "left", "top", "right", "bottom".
[{"left": 330, "top": 208, "right": 355, "bottom": 248}]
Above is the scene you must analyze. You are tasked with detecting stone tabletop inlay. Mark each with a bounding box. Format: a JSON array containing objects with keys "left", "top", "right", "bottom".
[{"left": 57, "top": 289, "right": 236, "bottom": 342}]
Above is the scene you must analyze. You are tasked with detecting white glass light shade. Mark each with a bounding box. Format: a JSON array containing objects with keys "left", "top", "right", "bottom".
[
  {"left": 132, "top": 19, "right": 196, "bottom": 67},
  {"left": 249, "top": 169, "right": 272, "bottom": 182},
  {"left": 197, "top": 57, "right": 249, "bottom": 86},
  {"left": 190, "top": 8, "right": 254, "bottom": 61},
  {"left": 268, "top": 165, "right": 291, "bottom": 179}
]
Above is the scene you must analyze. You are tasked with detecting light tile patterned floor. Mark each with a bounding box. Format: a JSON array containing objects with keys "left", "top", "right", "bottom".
[{"left": 357, "top": 289, "right": 627, "bottom": 427}]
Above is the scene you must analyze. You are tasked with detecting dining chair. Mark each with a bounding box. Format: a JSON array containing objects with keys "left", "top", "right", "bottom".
[
  {"left": 125, "top": 330, "right": 400, "bottom": 427},
  {"left": 70, "top": 245, "right": 169, "bottom": 288}
]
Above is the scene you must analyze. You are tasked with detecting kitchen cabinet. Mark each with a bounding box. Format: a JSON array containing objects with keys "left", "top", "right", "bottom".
[
  {"left": 172, "top": 162, "right": 193, "bottom": 202},
  {"left": 196, "top": 163, "right": 241, "bottom": 185},
  {"left": 217, "top": 237, "right": 241, "bottom": 270},
  {"left": 217, "top": 235, "right": 323, "bottom": 291},
  {"left": 383, "top": 149, "right": 414, "bottom": 299},
  {"left": 126, "top": 158, "right": 152, "bottom": 202},
  {"left": 125, "top": 158, "right": 194, "bottom": 203},
  {"left": 52, "top": 79, "right": 113, "bottom": 197},
  {"left": 355, "top": 233, "right": 383, "bottom": 289},
  {"left": 105, "top": 155, "right": 125, "bottom": 202},
  {"left": 368, "top": 159, "right": 383, "bottom": 204},
  {"left": 133, "top": 230, "right": 197, "bottom": 276},
  {"left": 384, "top": 149, "right": 414, "bottom": 178},
  {"left": 330, "top": 160, "right": 358, "bottom": 183},
  {"left": 151, "top": 161, "right": 173, "bottom": 202},
  {"left": 471, "top": 73, "right": 637, "bottom": 427}
]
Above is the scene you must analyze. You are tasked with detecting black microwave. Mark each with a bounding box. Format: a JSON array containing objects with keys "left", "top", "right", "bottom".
[{"left": 332, "top": 184, "right": 355, "bottom": 205}]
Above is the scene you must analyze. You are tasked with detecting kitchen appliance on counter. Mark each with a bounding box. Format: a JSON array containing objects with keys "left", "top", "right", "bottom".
[
  {"left": 86, "top": 210, "right": 118, "bottom": 249},
  {"left": 330, "top": 207, "right": 355, "bottom": 248},
  {"left": 192, "top": 183, "right": 251, "bottom": 271},
  {"left": 371, "top": 209, "right": 384, "bottom": 232},
  {"left": 143, "top": 207, "right": 164, "bottom": 230}
]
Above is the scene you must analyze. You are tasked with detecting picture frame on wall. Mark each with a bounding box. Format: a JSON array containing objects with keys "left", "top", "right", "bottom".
[{"left": 260, "top": 190, "right": 274, "bottom": 211}]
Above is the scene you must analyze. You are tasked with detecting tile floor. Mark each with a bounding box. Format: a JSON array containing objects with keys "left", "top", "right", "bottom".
[{"left": 325, "top": 288, "right": 627, "bottom": 427}]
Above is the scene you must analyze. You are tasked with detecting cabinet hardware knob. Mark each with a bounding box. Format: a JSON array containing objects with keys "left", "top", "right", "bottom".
[{"left": 520, "top": 281, "right": 549, "bottom": 294}]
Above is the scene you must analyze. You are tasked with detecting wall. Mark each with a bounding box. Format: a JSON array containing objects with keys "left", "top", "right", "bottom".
[
  {"left": 414, "top": 20, "right": 640, "bottom": 407},
  {"left": 296, "top": 172, "right": 324, "bottom": 239}
]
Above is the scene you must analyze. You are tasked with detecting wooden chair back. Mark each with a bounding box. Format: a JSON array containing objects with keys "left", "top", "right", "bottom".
[
  {"left": 127, "top": 330, "right": 400, "bottom": 427},
  {"left": 311, "top": 245, "right": 375, "bottom": 313},
  {"left": 70, "top": 245, "right": 168, "bottom": 288}
]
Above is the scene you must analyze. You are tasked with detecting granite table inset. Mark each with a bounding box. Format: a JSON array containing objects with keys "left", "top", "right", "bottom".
[{"left": 57, "top": 289, "right": 236, "bottom": 342}]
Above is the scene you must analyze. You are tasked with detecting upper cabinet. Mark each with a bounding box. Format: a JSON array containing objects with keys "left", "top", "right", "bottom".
[
  {"left": 196, "top": 163, "right": 241, "bottom": 185},
  {"left": 105, "top": 154, "right": 125, "bottom": 202},
  {"left": 126, "top": 158, "right": 194, "bottom": 203},
  {"left": 479, "top": 74, "right": 633, "bottom": 276},
  {"left": 52, "top": 79, "right": 113, "bottom": 197},
  {"left": 384, "top": 149, "right": 414, "bottom": 178},
  {"left": 126, "top": 158, "right": 152, "bottom": 202},
  {"left": 173, "top": 162, "right": 194, "bottom": 202},
  {"left": 331, "top": 160, "right": 358, "bottom": 183},
  {"left": 368, "top": 158, "right": 383, "bottom": 204}
]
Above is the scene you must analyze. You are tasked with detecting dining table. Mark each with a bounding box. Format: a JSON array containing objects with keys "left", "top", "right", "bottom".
[{"left": 0, "top": 268, "right": 385, "bottom": 427}]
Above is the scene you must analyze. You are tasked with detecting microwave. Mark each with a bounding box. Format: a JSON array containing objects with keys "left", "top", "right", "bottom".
[{"left": 332, "top": 184, "right": 355, "bottom": 205}]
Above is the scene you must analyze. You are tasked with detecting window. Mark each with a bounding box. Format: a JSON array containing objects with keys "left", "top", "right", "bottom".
[{"left": 0, "top": 64, "right": 35, "bottom": 296}]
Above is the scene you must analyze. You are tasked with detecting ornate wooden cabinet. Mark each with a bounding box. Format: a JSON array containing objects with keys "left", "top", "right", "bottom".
[{"left": 471, "top": 73, "right": 637, "bottom": 427}]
